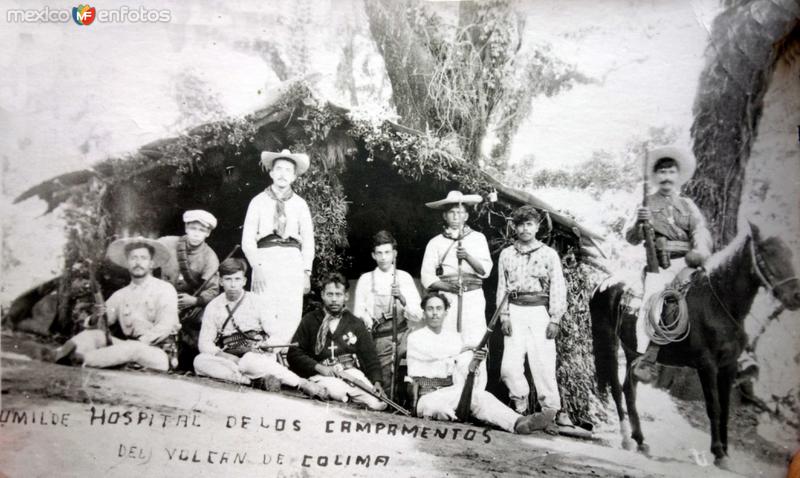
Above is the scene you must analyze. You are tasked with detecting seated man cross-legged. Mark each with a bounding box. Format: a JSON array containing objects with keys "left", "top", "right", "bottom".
[
  {"left": 408, "top": 292, "right": 555, "bottom": 434},
  {"left": 193, "top": 258, "right": 325, "bottom": 398},
  {"left": 287, "top": 273, "right": 387, "bottom": 411},
  {"left": 50, "top": 237, "right": 180, "bottom": 371}
]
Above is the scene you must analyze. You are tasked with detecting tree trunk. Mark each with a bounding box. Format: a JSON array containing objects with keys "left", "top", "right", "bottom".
[
  {"left": 686, "top": 0, "right": 799, "bottom": 247},
  {"left": 363, "top": 0, "right": 436, "bottom": 132}
]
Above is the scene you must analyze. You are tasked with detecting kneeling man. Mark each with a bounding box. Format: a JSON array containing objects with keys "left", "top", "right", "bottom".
[
  {"left": 52, "top": 237, "right": 180, "bottom": 371},
  {"left": 193, "top": 258, "right": 325, "bottom": 398},
  {"left": 288, "top": 273, "right": 387, "bottom": 411},
  {"left": 408, "top": 292, "right": 554, "bottom": 434}
]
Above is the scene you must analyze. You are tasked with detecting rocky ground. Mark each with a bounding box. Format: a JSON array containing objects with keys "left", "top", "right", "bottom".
[{"left": 0, "top": 331, "right": 791, "bottom": 478}]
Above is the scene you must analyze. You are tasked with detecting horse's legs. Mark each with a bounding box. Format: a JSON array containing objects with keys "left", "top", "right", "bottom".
[
  {"left": 697, "top": 364, "right": 725, "bottom": 462},
  {"left": 622, "top": 354, "right": 648, "bottom": 454},
  {"left": 717, "top": 362, "right": 737, "bottom": 456},
  {"left": 612, "top": 353, "right": 631, "bottom": 449}
]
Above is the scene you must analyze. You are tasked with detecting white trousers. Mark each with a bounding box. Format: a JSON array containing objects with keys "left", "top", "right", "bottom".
[
  {"left": 440, "top": 289, "right": 486, "bottom": 348},
  {"left": 68, "top": 329, "right": 169, "bottom": 371},
  {"left": 417, "top": 385, "right": 520, "bottom": 433},
  {"left": 193, "top": 352, "right": 302, "bottom": 387},
  {"left": 636, "top": 258, "right": 686, "bottom": 353},
  {"left": 250, "top": 247, "right": 304, "bottom": 344},
  {"left": 310, "top": 369, "right": 387, "bottom": 411},
  {"left": 501, "top": 305, "right": 560, "bottom": 411}
]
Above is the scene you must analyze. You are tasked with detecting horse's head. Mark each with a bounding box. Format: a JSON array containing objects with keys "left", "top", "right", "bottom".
[{"left": 749, "top": 222, "right": 800, "bottom": 310}]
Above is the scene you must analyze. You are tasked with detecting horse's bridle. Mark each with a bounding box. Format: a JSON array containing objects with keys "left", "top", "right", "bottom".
[
  {"left": 748, "top": 234, "right": 800, "bottom": 298},
  {"left": 706, "top": 234, "right": 798, "bottom": 335}
]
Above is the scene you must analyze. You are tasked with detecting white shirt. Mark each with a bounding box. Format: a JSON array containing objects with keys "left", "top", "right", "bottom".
[
  {"left": 352, "top": 267, "right": 422, "bottom": 329},
  {"left": 407, "top": 327, "right": 473, "bottom": 383},
  {"left": 105, "top": 275, "right": 179, "bottom": 345},
  {"left": 420, "top": 230, "right": 493, "bottom": 289},
  {"left": 197, "top": 291, "right": 275, "bottom": 355},
  {"left": 241, "top": 189, "right": 315, "bottom": 270}
]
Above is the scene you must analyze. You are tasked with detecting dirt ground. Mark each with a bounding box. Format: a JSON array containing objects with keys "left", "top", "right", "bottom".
[{"left": 0, "top": 331, "right": 792, "bottom": 478}]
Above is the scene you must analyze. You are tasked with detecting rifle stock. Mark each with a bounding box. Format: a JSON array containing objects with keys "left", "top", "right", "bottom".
[
  {"left": 335, "top": 369, "right": 411, "bottom": 416},
  {"left": 641, "top": 150, "right": 660, "bottom": 273},
  {"left": 390, "top": 257, "right": 399, "bottom": 401},
  {"left": 455, "top": 291, "right": 510, "bottom": 421},
  {"left": 87, "top": 260, "right": 113, "bottom": 346}
]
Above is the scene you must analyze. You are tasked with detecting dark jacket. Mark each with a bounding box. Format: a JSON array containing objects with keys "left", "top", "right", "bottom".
[{"left": 287, "top": 309, "right": 383, "bottom": 384}]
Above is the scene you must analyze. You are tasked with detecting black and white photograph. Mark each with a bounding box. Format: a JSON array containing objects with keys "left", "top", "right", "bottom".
[{"left": 1, "top": 1, "right": 799, "bottom": 476}]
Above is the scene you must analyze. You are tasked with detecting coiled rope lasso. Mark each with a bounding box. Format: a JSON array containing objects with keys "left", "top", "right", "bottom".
[{"left": 644, "top": 288, "right": 690, "bottom": 345}]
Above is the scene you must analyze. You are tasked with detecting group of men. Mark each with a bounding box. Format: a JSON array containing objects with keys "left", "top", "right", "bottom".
[{"left": 49, "top": 144, "right": 714, "bottom": 435}]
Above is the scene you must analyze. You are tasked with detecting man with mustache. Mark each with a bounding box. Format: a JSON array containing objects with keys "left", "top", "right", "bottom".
[
  {"left": 287, "top": 273, "right": 387, "bottom": 410},
  {"left": 242, "top": 149, "right": 314, "bottom": 345},
  {"left": 408, "top": 292, "right": 556, "bottom": 434},
  {"left": 624, "top": 146, "right": 712, "bottom": 382},
  {"left": 157, "top": 209, "right": 220, "bottom": 371},
  {"left": 49, "top": 237, "right": 180, "bottom": 371}
]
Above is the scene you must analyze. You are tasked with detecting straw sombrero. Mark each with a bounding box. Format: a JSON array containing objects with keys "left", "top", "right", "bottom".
[
  {"left": 260, "top": 149, "right": 310, "bottom": 176},
  {"left": 646, "top": 146, "right": 696, "bottom": 186},
  {"left": 106, "top": 237, "right": 171, "bottom": 269},
  {"left": 425, "top": 191, "right": 483, "bottom": 210}
]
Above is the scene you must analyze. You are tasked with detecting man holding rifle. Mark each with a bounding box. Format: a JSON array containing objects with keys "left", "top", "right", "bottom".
[
  {"left": 157, "top": 209, "right": 220, "bottom": 371},
  {"left": 288, "top": 273, "right": 388, "bottom": 411},
  {"left": 497, "top": 206, "right": 569, "bottom": 427},
  {"left": 49, "top": 237, "right": 180, "bottom": 371},
  {"left": 193, "top": 258, "right": 326, "bottom": 397},
  {"left": 408, "top": 292, "right": 554, "bottom": 434},
  {"left": 624, "top": 146, "right": 712, "bottom": 383},
  {"left": 353, "top": 230, "right": 422, "bottom": 397},
  {"left": 420, "top": 191, "right": 493, "bottom": 350}
]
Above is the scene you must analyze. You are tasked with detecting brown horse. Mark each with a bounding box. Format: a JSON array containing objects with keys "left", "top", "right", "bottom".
[{"left": 590, "top": 223, "right": 800, "bottom": 469}]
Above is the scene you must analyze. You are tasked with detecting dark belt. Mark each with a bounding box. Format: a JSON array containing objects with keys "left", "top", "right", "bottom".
[
  {"left": 413, "top": 376, "right": 453, "bottom": 397},
  {"left": 656, "top": 239, "right": 689, "bottom": 258},
  {"left": 372, "top": 317, "right": 408, "bottom": 339},
  {"left": 508, "top": 291, "right": 549, "bottom": 307},
  {"left": 440, "top": 274, "right": 483, "bottom": 292},
  {"left": 257, "top": 234, "right": 301, "bottom": 250},
  {"left": 324, "top": 353, "right": 360, "bottom": 370}
]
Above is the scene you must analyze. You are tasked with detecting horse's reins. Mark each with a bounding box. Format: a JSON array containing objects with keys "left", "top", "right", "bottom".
[{"left": 706, "top": 235, "right": 797, "bottom": 335}]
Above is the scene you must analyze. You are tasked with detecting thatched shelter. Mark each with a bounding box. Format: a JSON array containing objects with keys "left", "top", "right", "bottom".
[{"left": 12, "top": 80, "right": 605, "bottom": 422}]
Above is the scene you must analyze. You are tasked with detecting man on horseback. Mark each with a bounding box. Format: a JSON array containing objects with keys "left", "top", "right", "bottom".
[{"left": 625, "top": 146, "right": 712, "bottom": 383}]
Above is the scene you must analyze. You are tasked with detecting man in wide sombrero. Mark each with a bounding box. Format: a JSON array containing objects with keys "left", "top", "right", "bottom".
[
  {"left": 242, "top": 149, "right": 315, "bottom": 345},
  {"left": 420, "top": 191, "right": 493, "bottom": 370},
  {"left": 624, "top": 146, "right": 712, "bottom": 382},
  {"left": 49, "top": 237, "right": 180, "bottom": 371}
]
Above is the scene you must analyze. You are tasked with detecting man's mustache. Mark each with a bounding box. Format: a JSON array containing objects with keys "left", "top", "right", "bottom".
[{"left": 659, "top": 180, "right": 674, "bottom": 185}]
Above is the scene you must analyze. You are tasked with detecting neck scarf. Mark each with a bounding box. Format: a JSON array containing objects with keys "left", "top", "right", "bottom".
[
  {"left": 315, "top": 310, "right": 342, "bottom": 355},
  {"left": 514, "top": 240, "right": 544, "bottom": 256},
  {"left": 442, "top": 225, "right": 472, "bottom": 241},
  {"left": 267, "top": 186, "right": 293, "bottom": 237}
]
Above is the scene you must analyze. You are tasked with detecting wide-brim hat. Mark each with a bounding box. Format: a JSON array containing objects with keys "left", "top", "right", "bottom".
[
  {"left": 647, "top": 146, "right": 696, "bottom": 186},
  {"left": 425, "top": 190, "right": 483, "bottom": 210},
  {"left": 260, "top": 149, "right": 310, "bottom": 176},
  {"left": 182, "top": 209, "right": 217, "bottom": 230},
  {"left": 106, "top": 236, "right": 171, "bottom": 269}
]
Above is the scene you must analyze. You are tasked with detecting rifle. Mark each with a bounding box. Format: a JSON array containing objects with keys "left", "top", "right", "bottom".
[
  {"left": 335, "top": 368, "right": 411, "bottom": 416},
  {"left": 87, "top": 259, "right": 113, "bottom": 346},
  {"left": 455, "top": 291, "right": 511, "bottom": 421},
  {"left": 180, "top": 244, "right": 241, "bottom": 321},
  {"left": 456, "top": 224, "right": 464, "bottom": 333},
  {"left": 641, "top": 151, "right": 660, "bottom": 274},
  {"left": 257, "top": 342, "right": 299, "bottom": 350},
  {"left": 389, "top": 256, "right": 400, "bottom": 401}
]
